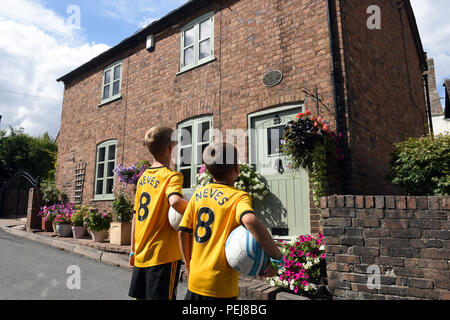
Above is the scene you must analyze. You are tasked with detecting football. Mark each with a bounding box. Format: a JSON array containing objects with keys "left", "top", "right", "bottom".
[
  {"left": 168, "top": 194, "right": 191, "bottom": 230},
  {"left": 225, "top": 225, "right": 269, "bottom": 276}
]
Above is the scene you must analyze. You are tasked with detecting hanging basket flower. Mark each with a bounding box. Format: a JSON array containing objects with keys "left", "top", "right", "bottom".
[{"left": 281, "top": 110, "right": 344, "bottom": 206}]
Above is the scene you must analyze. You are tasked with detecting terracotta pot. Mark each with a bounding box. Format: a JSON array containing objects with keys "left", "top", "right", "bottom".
[
  {"left": 41, "top": 218, "right": 53, "bottom": 232},
  {"left": 90, "top": 229, "right": 108, "bottom": 242},
  {"left": 72, "top": 226, "right": 87, "bottom": 239},
  {"left": 56, "top": 224, "right": 72, "bottom": 237}
]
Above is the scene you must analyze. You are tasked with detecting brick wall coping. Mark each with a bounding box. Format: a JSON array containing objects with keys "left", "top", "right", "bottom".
[{"left": 320, "top": 195, "right": 450, "bottom": 211}]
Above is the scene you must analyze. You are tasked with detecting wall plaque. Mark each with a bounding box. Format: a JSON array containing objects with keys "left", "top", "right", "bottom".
[{"left": 263, "top": 70, "right": 283, "bottom": 87}]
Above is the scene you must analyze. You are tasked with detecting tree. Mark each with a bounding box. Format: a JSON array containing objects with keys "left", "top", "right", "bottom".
[{"left": 0, "top": 127, "right": 57, "bottom": 181}]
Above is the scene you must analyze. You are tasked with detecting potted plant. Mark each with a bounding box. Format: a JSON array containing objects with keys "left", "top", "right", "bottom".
[
  {"left": 71, "top": 206, "right": 88, "bottom": 239},
  {"left": 53, "top": 205, "right": 75, "bottom": 237},
  {"left": 84, "top": 208, "right": 112, "bottom": 242},
  {"left": 38, "top": 205, "right": 57, "bottom": 232},
  {"left": 110, "top": 192, "right": 134, "bottom": 245}
]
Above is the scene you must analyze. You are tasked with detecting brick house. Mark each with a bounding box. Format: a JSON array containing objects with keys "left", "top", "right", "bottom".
[{"left": 56, "top": 0, "right": 428, "bottom": 237}]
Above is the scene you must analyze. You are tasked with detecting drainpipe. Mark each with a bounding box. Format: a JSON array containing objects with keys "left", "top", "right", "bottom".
[
  {"left": 326, "top": 0, "right": 348, "bottom": 194},
  {"left": 423, "top": 74, "right": 434, "bottom": 136}
]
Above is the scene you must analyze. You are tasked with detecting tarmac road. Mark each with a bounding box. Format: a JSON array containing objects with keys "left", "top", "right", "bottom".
[{"left": 0, "top": 228, "right": 188, "bottom": 300}]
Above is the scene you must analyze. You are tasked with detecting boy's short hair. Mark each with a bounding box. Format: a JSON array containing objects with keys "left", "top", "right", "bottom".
[
  {"left": 144, "top": 126, "right": 174, "bottom": 159},
  {"left": 203, "top": 142, "right": 238, "bottom": 181}
]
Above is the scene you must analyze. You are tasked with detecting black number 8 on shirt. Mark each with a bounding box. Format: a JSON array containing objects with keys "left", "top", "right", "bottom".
[{"left": 195, "top": 207, "right": 215, "bottom": 244}]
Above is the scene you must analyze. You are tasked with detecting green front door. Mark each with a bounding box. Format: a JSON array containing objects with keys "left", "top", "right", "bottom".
[{"left": 249, "top": 105, "right": 310, "bottom": 238}]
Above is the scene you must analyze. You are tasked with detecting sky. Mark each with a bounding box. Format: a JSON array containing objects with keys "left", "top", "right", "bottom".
[{"left": 0, "top": 0, "right": 448, "bottom": 139}]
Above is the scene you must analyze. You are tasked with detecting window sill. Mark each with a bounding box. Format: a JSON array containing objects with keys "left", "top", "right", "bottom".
[
  {"left": 176, "top": 56, "right": 216, "bottom": 76},
  {"left": 90, "top": 196, "right": 115, "bottom": 202},
  {"left": 98, "top": 95, "right": 122, "bottom": 108}
]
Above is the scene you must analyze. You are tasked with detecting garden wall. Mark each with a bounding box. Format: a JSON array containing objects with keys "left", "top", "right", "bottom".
[{"left": 319, "top": 195, "right": 450, "bottom": 300}]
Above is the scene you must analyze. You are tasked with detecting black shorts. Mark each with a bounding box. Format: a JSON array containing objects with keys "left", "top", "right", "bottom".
[
  {"left": 128, "top": 260, "right": 181, "bottom": 300},
  {"left": 184, "top": 289, "right": 237, "bottom": 301}
]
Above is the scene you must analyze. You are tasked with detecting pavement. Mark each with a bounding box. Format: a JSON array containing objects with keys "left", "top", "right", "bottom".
[{"left": 0, "top": 217, "right": 308, "bottom": 300}]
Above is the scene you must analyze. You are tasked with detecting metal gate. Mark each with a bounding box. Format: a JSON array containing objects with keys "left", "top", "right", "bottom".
[{"left": 0, "top": 171, "right": 40, "bottom": 217}]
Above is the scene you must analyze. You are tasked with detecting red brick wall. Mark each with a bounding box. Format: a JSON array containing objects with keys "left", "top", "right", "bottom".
[
  {"left": 56, "top": 0, "right": 335, "bottom": 212},
  {"left": 320, "top": 195, "right": 450, "bottom": 300},
  {"left": 338, "top": 0, "right": 428, "bottom": 195}
]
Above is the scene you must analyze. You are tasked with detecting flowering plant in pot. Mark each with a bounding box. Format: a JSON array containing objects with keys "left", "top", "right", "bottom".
[
  {"left": 113, "top": 160, "right": 150, "bottom": 185},
  {"left": 38, "top": 205, "right": 58, "bottom": 231},
  {"left": 266, "top": 233, "right": 327, "bottom": 297},
  {"left": 53, "top": 204, "right": 75, "bottom": 237},
  {"left": 84, "top": 208, "right": 112, "bottom": 242},
  {"left": 71, "top": 206, "right": 88, "bottom": 239},
  {"left": 196, "top": 163, "right": 270, "bottom": 201},
  {"left": 281, "top": 110, "right": 344, "bottom": 206}
]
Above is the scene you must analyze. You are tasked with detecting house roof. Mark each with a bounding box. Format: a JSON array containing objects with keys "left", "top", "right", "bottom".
[
  {"left": 444, "top": 80, "right": 450, "bottom": 118},
  {"left": 56, "top": 0, "right": 208, "bottom": 83},
  {"left": 56, "top": 0, "right": 428, "bottom": 83}
]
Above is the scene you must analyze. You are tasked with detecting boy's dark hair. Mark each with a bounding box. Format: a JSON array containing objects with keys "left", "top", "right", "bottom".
[
  {"left": 203, "top": 142, "right": 238, "bottom": 181},
  {"left": 144, "top": 126, "right": 174, "bottom": 159}
]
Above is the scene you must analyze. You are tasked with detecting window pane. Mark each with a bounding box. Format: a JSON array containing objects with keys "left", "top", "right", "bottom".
[
  {"left": 96, "top": 179, "right": 103, "bottom": 195},
  {"left": 112, "top": 81, "right": 120, "bottom": 96},
  {"left": 184, "top": 27, "right": 194, "bottom": 47},
  {"left": 108, "top": 144, "right": 116, "bottom": 160},
  {"left": 197, "top": 121, "right": 210, "bottom": 143},
  {"left": 106, "top": 179, "right": 114, "bottom": 194},
  {"left": 107, "top": 162, "right": 115, "bottom": 178},
  {"left": 184, "top": 46, "right": 194, "bottom": 66},
  {"left": 97, "top": 163, "right": 104, "bottom": 178},
  {"left": 197, "top": 144, "right": 208, "bottom": 165},
  {"left": 267, "top": 125, "right": 286, "bottom": 156},
  {"left": 113, "top": 65, "right": 121, "bottom": 80},
  {"left": 103, "top": 85, "right": 110, "bottom": 99},
  {"left": 98, "top": 147, "right": 106, "bottom": 162},
  {"left": 180, "top": 126, "right": 192, "bottom": 146},
  {"left": 199, "top": 39, "right": 210, "bottom": 60},
  {"left": 180, "top": 169, "right": 191, "bottom": 189},
  {"left": 104, "top": 70, "right": 111, "bottom": 84},
  {"left": 199, "top": 19, "right": 211, "bottom": 40},
  {"left": 180, "top": 147, "right": 192, "bottom": 167}
]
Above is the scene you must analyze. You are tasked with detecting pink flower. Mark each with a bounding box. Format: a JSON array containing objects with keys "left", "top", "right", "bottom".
[
  {"left": 199, "top": 165, "right": 206, "bottom": 174},
  {"left": 302, "top": 281, "right": 308, "bottom": 287},
  {"left": 320, "top": 253, "right": 327, "bottom": 259},
  {"left": 294, "top": 286, "right": 299, "bottom": 294}
]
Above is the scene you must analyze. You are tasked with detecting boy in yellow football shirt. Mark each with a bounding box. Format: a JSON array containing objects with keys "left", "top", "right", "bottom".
[
  {"left": 178, "top": 142, "right": 283, "bottom": 300},
  {"left": 128, "top": 126, "right": 188, "bottom": 300}
]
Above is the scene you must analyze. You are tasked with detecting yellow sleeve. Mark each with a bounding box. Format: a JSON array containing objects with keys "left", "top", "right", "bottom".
[
  {"left": 133, "top": 184, "right": 142, "bottom": 215},
  {"left": 235, "top": 193, "right": 255, "bottom": 225},
  {"left": 165, "top": 172, "right": 184, "bottom": 200},
  {"left": 178, "top": 196, "right": 195, "bottom": 233}
]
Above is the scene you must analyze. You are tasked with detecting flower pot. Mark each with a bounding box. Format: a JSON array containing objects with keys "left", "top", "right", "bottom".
[
  {"left": 56, "top": 224, "right": 72, "bottom": 237},
  {"left": 52, "top": 220, "right": 57, "bottom": 233},
  {"left": 41, "top": 218, "right": 53, "bottom": 232},
  {"left": 109, "top": 222, "right": 131, "bottom": 245},
  {"left": 90, "top": 229, "right": 108, "bottom": 242},
  {"left": 72, "top": 226, "right": 87, "bottom": 239}
]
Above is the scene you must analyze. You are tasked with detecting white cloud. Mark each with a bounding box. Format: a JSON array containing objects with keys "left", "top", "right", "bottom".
[
  {"left": 0, "top": 0, "right": 110, "bottom": 138},
  {"left": 411, "top": 0, "right": 450, "bottom": 98}
]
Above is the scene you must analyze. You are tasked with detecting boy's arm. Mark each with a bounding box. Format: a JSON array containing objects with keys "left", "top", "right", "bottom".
[
  {"left": 241, "top": 213, "right": 282, "bottom": 260},
  {"left": 178, "top": 230, "right": 192, "bottom": 278},
  {"left": 129, "top": 212, "right": 136, "bottom": 268},
  {"left": 168, "top": 194, "right": 188, "bottom": 214}
]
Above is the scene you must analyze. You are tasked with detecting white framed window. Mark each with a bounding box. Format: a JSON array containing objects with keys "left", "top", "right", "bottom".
[
  {"left": 94, "top": 140, "right": 117, "bottom": 200},
  {"left": 177, "top": 116, "right": 213, "bottom": 192},
  {"left": 101, "top": 61, "right": 122, "bottom": 104},
  {"left": 179, "top": 12, "right": 215, "bottom": 73}
]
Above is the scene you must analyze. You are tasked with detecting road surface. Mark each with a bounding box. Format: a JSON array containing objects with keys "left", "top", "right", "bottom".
[{"left": 0, "top": 228, "right": 188, "bottom": 300}]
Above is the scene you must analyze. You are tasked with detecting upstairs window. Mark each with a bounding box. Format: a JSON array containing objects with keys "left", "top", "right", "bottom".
[
  {"left": 101, "top": 61, "right": 122, "bottom": 104},
  {"left": 94, "top": 140, "right": 117, "bottom": 200},
  {"left": 180, "top": 12, "right": 215, "bottom": 73}
]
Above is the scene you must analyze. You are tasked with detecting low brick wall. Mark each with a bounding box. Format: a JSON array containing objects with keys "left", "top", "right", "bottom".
[{"left": 320, "top": 195, "right": 450, "bottom": 300}]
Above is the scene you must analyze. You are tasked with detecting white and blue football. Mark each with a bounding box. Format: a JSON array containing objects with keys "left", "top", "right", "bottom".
[{"left": 225, "top": 225, "right": 269, "bottom": 276}]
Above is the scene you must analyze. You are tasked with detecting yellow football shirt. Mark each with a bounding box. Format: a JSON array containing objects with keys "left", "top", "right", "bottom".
[
  {"left": 178, "top": 183, "right": 255, "bottom": 298},
  {"left": 133, "top": 166, "right": 183, "bottom": 268}
]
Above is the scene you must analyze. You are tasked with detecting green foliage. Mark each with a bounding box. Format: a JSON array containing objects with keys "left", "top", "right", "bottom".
[
  {"left": 84, "top": 208, "right": 112, "bottom": 232},
  {"left": 0, "top": 127, "right": 57, "bottom": 181},
  {"left": 388, "top": 134, "right": 450, "bottom": 196},
  {"left": 39, "top": 179, "right": 67, "bottom": 205},
  {"left": 71, "top": 206, "right": 89, "bottom": 227},
  {"left": 111, "top": 193, "right": 134, "bottom": 223}
]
